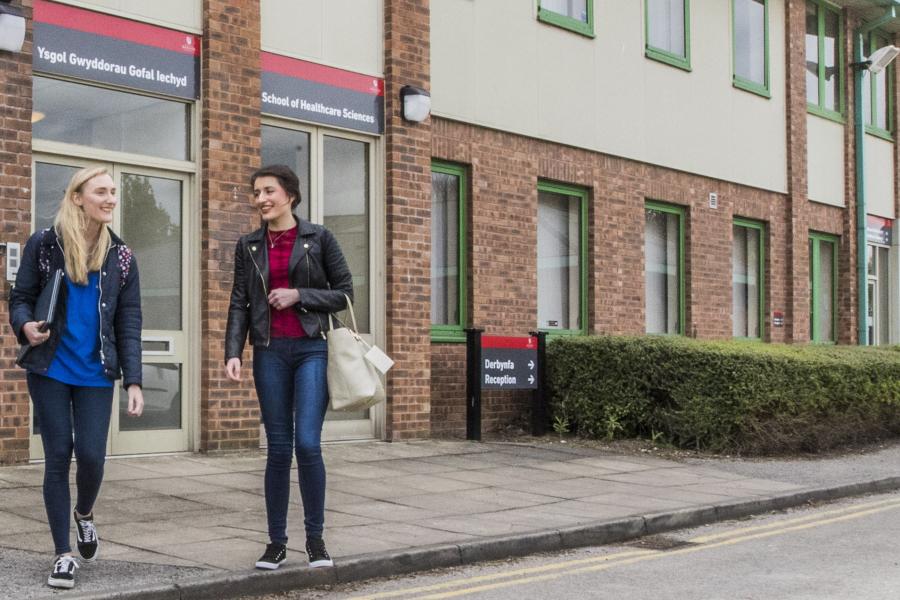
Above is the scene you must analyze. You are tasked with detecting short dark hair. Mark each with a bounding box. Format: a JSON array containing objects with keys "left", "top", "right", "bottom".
[{"left": 250, "top": 164, "right": 302, "bottom": 209}]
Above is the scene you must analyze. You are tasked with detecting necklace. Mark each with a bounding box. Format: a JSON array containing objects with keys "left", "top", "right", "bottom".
[{"left": 267, "top": 229, "right": 290, "bottom": 248}]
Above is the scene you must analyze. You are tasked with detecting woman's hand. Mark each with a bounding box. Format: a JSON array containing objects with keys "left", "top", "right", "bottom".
[
  {"left": 267, "top": 288, "right": 300, "bottom": 311},
  {"left": 126, "top": 385, "right": 144, "bottom": 417},
  {"left": 23, "top": 321, "right": 50, "bottom": 346},
  {"left": 225, "top": 357, "right": 242, "bottom": 382}
]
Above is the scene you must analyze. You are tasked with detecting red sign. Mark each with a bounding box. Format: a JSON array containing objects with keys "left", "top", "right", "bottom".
[{"left": 481, "top": 335, "right": 537, "bottom": 350}]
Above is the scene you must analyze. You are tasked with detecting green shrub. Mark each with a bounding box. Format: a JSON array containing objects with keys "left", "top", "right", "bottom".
[{"left": 546, "top": 336, "right": 900, "bottom": 454}]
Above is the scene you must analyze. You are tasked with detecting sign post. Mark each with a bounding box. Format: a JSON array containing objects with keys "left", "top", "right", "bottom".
[
  {"left": 529, "top": 331, "right": 548, "bottom": 436},
  {"left": 465, "top": 330, "right": 540, "bottom": 441}
]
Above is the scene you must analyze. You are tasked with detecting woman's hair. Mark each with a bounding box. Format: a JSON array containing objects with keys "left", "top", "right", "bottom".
[
  {"left": 250, "top": 164, "right": 302, "bottom": 210},
  {"left": 54, "top": 166, "right": 113, "bottom": 285}
]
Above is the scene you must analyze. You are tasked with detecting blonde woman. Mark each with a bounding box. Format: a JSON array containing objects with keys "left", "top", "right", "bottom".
[{"left": 9, "top": 166, "right": 144, "bottom": 589}]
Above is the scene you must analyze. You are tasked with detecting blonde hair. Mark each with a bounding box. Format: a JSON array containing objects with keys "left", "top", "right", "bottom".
[{"left": 53, "top": 166, "right": 113, "bottom": 285}]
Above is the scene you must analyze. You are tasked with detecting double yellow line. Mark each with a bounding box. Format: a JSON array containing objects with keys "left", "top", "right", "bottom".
[{"left": 348, "top": 496, "right": 900, "bottom": 600}]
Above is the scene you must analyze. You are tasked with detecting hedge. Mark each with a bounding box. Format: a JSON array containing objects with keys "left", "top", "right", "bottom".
[{"left": 546, "top": 335, "right": 900, "bottom": 454}]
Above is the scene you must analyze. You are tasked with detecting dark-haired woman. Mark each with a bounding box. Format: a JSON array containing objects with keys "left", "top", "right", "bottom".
[{"left": 224, "top": 164, "right": 352, "bottom": 570}]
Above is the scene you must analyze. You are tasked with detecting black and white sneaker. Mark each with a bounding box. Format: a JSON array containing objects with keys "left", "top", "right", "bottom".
[
  {"left": 306, "top": 537, "right": 333, "bottom": 568},
  {"left": 48, "top": 555, "right": 78, "bottom": 589},
  {"left": 74, "top": 511, "right": 99, "bottom": 562},
  {"left": 255, "top": 543, "right": 286, "bottom": 570}
]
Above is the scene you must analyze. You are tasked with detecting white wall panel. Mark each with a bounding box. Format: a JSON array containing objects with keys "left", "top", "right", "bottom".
[
  {"left": 57, "top": 0, "right": 201, "bottom": 31},
  {"left": 432, "top": 0, "right": 788, "bottom": 193},
  {"left": 865, "top": 135, "right": 895, "bottom": 219},
  {"left": 261, "top": 0, "right": 383, "bottom": 77},
  {"left": 807, "top": 115, "right": 845, "bottom": 207}
]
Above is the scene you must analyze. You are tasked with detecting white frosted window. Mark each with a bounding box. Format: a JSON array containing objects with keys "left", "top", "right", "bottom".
[
  {"left": 734, "top": 0, "right": 766, "bottom": 87},
  {"left": 431, "top": 170, "right": 460, "bottom": 326},
  {"left": 538, "top": 190, "right": 581, "bottom": 330},
  {"left": 733, "top": 225, "right": 761, "bottom": 338},
  {"left": 541, "top": 0, "right": 588, "bottom": 23},
  {"left": 645, "top": 209, "right": 681, "bottom": 334},
  {"left": 647, "top": 0, "right": 686, "bottom": 58}
]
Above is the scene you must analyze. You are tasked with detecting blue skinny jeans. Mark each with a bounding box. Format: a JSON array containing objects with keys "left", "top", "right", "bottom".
[
  {"left": 27, "top": 373, "right": 113, "bottom": 556},
  {"left": 253, "top": 337, "right": 329, "bottom": 544}
]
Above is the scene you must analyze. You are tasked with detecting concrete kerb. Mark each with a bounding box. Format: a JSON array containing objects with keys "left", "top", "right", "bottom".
[{"left": 55, "top": 475, "right": 900, "bottom": 600}]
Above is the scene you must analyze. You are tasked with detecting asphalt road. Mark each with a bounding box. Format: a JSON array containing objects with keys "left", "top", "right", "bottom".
[{"left": 245, "top": 490, "right": 900, "bottom": 600}]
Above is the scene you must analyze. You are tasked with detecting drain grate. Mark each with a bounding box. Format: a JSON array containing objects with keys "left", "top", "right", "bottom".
[{"left": 624, "top": 535, "right": 698, "bottom": 551}]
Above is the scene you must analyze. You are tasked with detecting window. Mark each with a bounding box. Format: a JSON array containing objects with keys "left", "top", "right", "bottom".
[
  {"left": 537, "top": 0, "right": 594, "bottom": 37},
  {"left": 866, "top": 244, "right": 890, "bottom": 345},
  {"left": 863, "top": 31, "right": 894, "bottom": 139},
  {"left": 809, "top": 232, "right": 838, "bottom": 343},
  {"left": 537, "top": 182, "right": 587, "bottom": 334},
  {"left": 733, "top": 219, "right": 765, "bottom": 339},
  {"left": 733, "top": 0, "right": 769, "bottom": 97},
  {"left": 431, "top": 162, "right": 467, "bottom": 341},
  {"left": 645, "top": 0, "right": 691, "bottom": 71},
  {"left": 645, "top": 202, "right": 685, "bottom": 335},
  {"left": 805, "top": 1, "right": 843, "bottom": 119}
]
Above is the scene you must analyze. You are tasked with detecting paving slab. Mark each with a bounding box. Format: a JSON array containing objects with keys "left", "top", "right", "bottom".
[{"left": 2, "top": 439, "right": 899, "bottom": 600}]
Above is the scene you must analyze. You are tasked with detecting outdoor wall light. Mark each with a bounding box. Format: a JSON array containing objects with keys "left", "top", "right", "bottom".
[
  {"left": 866, "top": 44, "right": 900, "bottom": 75},
  {"left": 400, "top": 85, "right": 431, "bottom": 123},
  {"left": 0, "top": 1, "right": 25, "bottom": 53}
]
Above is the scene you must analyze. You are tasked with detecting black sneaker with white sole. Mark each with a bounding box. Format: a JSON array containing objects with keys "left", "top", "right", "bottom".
[
  {"left": 306, "top": 537, "right": 333, "bottom": 568},
  {"left": 74, "top": 511, "right": 99, "bottom": 562},
  {"left": 255, "top": 543, "right": 286, "bottom": 570},
  {"left": 48, "top": 555, "right": 78, "bottom": 589}
]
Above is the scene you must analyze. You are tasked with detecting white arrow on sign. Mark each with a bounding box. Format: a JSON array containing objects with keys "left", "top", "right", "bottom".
[
  {"left": 528, "top": 360, "right": 535, "bottom": 370},
  {"left": 528, "top": 375, "right": 535, "bottom": 385}
]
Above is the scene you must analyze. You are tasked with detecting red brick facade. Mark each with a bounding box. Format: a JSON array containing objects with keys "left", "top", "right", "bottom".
[
  {"left": 0, "top": 0, "right": 32, "bottom": 465},
  {"left": 199, "top": 0, "right": 262, "bottom": 451}
]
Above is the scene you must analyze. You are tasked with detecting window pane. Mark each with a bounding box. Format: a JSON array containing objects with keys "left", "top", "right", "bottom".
[
  {"left": 805, "top": 3, "right": 819, "bottom": 105},
  {"left": 645, "top": 209, "right": 680, "bottom": 334},
  {"left": 120, "top": 364, "right": 180, "bottom": 431},
  {"left": 541, "top": 0, "right": 588, "bottom": 22},
  {"left": 732, "top": 226, "right": 748, "bottom": 337},
  {"left": 878, "top": 247, "right": 890, "bottom": 344},
  {"left": 538, "top": 190, "right": 581, "bottom": 330},
  {"left": 874, "top": 64, "right": 888, "bottom": 130},
  {"left": 33, "top": 77, "right": 189, "bottom": 161},
  {"left": 431, "top": 171, "right": 460, "bottom": 326},
  {"left": 863, "top": 69, "right": 873, "bottom": 125},
  {"left": 324, "top": 136, "right": 369, "bottom": 333},
  {"left": 33, "top": 163, "right": 79, "bottom": 231},
  {"left": 261, "top": 125, "right": 311, "bottom": 221},
  {"left": 818, "top": 240, "right": 834, "bottom": 342},
  {"left": 735, "top": 0, "right": 766, "bottom": 86},
  {"left": 121, "top": 174, "right": 182, "bottom": 330},
  {"left": 823, "top": 10, "right": 839, "bottom": 111},
  {"left": 648, "top": 0, "right": 686, "bottom": 57}
]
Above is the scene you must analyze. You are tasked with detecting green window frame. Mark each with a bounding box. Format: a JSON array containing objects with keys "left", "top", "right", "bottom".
[
  {"left": 537, "top": 0, "right": 595, "bottom": 38},
  {"left": 645, "top": 0, "right": 691, "bottom": 71},
  {"left": 645, "top": 201, "right": 686, "bottom": 335},
  {"left": 806, "top": 0, "right": 845, "bottom": 122},
  {"left": 864, "top": 31, "right": 895, "bottom": 141},
  {"left": 809, "top": 231, "right": 839, "bottom": 343},
  {"left": 537, "top": 181, "right": 589, "bottom": 336},
  {"left": 732, "top": 218, "right": 766, "bottom": 339},
  {"left": 732, "top": 0, "right": 770, "bottom": 97},
  {"left": 430, "top": 161, "right": 468, "bottom": 343}
]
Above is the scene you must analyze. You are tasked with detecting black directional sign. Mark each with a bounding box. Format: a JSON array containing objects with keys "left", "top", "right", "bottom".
[{"left": 480, "top": 335, "right": 539, "bottom": 390}]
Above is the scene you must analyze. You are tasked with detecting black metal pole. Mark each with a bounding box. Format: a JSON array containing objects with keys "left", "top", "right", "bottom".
[
  {"left": 465, "top": 327, "right": 484, "bottom": 441},
  {"left": 529, "top": 330, "right": 548, "bottom": 436}
]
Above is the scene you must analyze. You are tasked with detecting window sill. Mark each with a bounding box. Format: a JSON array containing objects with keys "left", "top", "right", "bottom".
[
  {"left": 645, "top": 47, "right": 691, "bottom": 72},
  {"left": 431, "top": 328, "right": 467, "bottom": 344},
  {"left": 865, "top": 126, "right": 894, "bottom": 143},
  {"left": 537, "top": 9, "right": 594, "bottom": 38},
  {"left": 733, "top": 78, "right": 771, "bottom": 99},
  {"left": 807, "top": 104, "right": 845, "bottom": 124}
]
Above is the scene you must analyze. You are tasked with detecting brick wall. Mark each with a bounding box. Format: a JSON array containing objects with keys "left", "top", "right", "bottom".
[
  {"left": 0, "top": 1, "right": 32, "bottom": 465},
  {"left": 199, "top": 0, "right": 261, "bottom": 451},
  {"left": 384, "top": 0, "right": 433, "bottom": 440}
]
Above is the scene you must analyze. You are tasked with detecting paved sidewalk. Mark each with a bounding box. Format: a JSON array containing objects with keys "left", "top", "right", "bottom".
[{"left": 1, "top": 440, "right": 899, "bottom": 600}]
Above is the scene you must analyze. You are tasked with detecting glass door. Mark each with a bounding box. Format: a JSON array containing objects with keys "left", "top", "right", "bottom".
[
  {"left": 29, "top": 159, "right": 191, "bottom": 457},
  {"left": 261, "top": 122, "right": 381, "bottom": 441}
]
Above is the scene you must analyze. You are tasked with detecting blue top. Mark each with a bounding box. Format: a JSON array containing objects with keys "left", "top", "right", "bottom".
[{"left": 47, "top": 272, "right": 112, "bottom": 388}]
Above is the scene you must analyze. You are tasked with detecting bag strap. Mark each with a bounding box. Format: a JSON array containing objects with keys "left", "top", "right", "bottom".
[{"left": 328, "top": 294, "right": 356, "bottom": 333}]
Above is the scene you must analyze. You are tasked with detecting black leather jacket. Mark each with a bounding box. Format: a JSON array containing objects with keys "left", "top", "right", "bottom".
[
  {"left": 9, "top": 227, "right": 143, "bottom": 388},
  {"left": 225, "top": 218, "right": 353, "bottom": 362}
]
